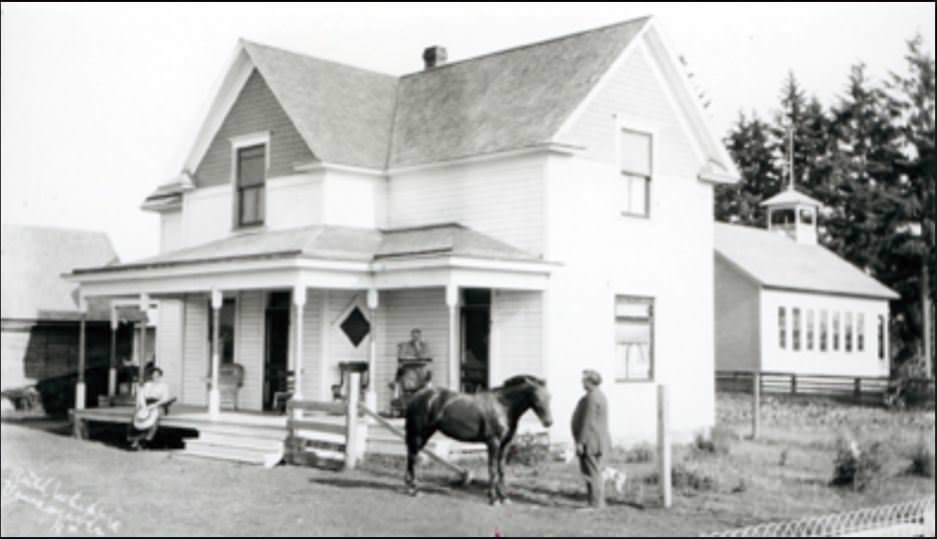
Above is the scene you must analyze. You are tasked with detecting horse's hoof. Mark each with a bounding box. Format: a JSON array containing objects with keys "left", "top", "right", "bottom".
[
  {"left": 501, "top": 498, "right": 512, "bottom": 505},
  {"left": 460, "top": 471, "right": 474, "bottom": 486}
]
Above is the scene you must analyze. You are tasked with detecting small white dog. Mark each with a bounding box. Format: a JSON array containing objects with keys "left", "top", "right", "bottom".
[{"left": 557, "top": 447, "right": 627, "bottom": 494}]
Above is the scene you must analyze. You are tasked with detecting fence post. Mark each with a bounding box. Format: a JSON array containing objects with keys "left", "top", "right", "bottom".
[
  {"left": 854, "top": 378, "right": 861, "bottom": 398},
  {"left": 344, "top": 372, "right": 361, "bottom": 471},
  {"left": 751, "top": 372, "right": 761, "bottom": 440},
  {"left": 790, "top": 373, "right": 797, "bottom": 395},
  {"left": 657, "top": 384, "right": 672, "bottom": 509}
]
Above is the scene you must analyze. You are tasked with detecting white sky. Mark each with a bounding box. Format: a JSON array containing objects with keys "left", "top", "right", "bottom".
[{"left": 2, "top": 2, "right": 934, "bottom": 262}]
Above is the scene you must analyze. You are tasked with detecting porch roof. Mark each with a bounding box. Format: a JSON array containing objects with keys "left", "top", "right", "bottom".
[{"left": 73, "top": 223, "right": 543, "bottom": 275}]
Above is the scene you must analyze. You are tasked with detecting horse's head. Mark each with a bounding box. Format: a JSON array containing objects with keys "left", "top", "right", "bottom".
[{"left": 502, "top": 375, "right": 553, "bottom": 428}]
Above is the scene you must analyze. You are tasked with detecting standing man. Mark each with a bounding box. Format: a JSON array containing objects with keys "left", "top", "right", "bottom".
[
  {"left": 389, "top": 329, "right": 433, "bottom": 416},
  {"left": 571, "top": 369, "right": 612, "bottom": 510}
]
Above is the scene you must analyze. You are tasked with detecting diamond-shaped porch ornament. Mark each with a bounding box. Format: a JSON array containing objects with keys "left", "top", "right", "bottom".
[{"left": 340, "top": 306, "right": 370, "bottom": 347}]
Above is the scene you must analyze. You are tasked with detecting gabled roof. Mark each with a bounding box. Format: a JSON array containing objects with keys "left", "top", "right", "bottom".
[
  {"left": 388, "top": 17, "right": 650, "bottom": 167},
  {"left": 164, "top": 15, "right": 737, "bottom": 193},
  {"left": 714, "top": 223, "right": 899, "bottom": 300},
  {"left": 760, "top": 188, "right": 824, "bottom": 208},
  {"left": 1, "top": 225, "right": 120, "bottom": 320},
  {"left": 73, "top": 223, "right": 542, "bottom": 274},
  {"left": 242, "top": 41, "right": 399, "bottom": 170}
]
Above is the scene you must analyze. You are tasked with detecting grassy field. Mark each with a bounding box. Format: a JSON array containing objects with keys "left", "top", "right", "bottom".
[{"left": 1, "top": 394, "right": 934, "bottom": 537}]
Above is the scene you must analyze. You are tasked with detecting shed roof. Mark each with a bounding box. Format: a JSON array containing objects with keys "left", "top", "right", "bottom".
[
  {"left": 72, "top": 223, "right": 542, "bottom": 274},
  {"left": 714, "top": 222, "right": 899, "bottom": 300},
  {"left": 1, "top": 225, "right": 121, "bottom": 320}
]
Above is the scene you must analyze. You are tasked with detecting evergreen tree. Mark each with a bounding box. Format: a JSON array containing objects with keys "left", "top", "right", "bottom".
[{"left": 715, "top": 111, "right": 782, "bottom": 226}]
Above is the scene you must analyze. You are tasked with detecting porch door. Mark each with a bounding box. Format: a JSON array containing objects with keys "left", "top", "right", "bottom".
[
  {"left": 263, "top": 291, "right": 291, "bottom": 411},
  {"left": 460, "top": 289, "right": 491, "bottom": 393}
]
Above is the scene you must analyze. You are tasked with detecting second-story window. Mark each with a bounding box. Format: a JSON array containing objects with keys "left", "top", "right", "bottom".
[
  {"left": 620, "top": 129, "right": 652, "bottom": 217},
  {"left": 237, "top": 144, "right": 266, "bottom": 227}
]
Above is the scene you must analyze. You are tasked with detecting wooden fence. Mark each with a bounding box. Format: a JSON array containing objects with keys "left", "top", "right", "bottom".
[{"left": 717, "top": 370, "right": 893, "bottom": 403}]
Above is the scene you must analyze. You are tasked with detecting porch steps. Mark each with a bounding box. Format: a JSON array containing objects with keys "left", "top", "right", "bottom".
[{"left": 179, "top": 422, "right": 287, "bottom": 468}]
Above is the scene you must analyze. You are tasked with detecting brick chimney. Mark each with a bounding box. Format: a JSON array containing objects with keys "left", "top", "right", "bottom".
[{"left": 422, "top": 46, "right": 447, "bottom": 70}]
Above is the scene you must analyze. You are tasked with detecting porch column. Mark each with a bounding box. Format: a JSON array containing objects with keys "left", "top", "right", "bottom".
[
  {"left": 138, "top": 293, "right": 149, "bottom": 385},
  {"left": 208, "top": 289, "right": 223, "bottom": 419},
  {"left": 107, "top": 304, "right": 118, "bottom": 398},
  {"left": 446, "top": 284, "right": 460, "bottom": 390},
  {"left": 292, "top": 285, "right": 306, "bottom": 415},
  {"left": 75, "top": 296, "right": 88, "bottom": 410},
  {"left": 365, "top": 288, "right": 379, "bottom": 411}
]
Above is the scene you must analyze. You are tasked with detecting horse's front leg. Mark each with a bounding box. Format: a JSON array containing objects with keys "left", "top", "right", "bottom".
[
  {"left": 496, "top": 439, "right": 511, "bottom": 504},
  {"left": 486, "top": 438, "right": 500, "bottom": 505},
  {"left": 405, "top": 435, "right": 421, "bottom": 496}
]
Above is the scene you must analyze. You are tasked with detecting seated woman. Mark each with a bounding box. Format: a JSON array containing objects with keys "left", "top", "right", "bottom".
[{"left": 127, "top": 367, "right": 174, "bottom": 450}]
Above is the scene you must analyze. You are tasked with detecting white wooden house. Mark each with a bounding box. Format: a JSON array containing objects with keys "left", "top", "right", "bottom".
[
  {"left": 67, "top": 16, "right": 740, "bottom": 447},
  {"left": 715, "top": 188, "right": 899, "bottom": 378}
]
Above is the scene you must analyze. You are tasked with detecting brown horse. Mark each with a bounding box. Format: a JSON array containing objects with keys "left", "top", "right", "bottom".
[{"left": 403, "top": 375, "right": 553, "bottom": 505}]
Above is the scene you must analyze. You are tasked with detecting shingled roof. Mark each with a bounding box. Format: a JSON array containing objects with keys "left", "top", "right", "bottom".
[
  {"left": 715, "top": 223, "right": 899, "bottom": 300},
  {"left": 72, "top": 223, "right": 543, "bottom": 274},
  {"left": 1, "top": 225, "right": 120, "bottom": 320}
]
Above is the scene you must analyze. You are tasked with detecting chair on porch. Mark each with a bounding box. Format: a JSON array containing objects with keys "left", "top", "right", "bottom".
[
  {"left": 331, "top": 361, "right": 370, "bottom": 401},
  {"left": 272, "top": 370, "right": 295, "bottom": 414},
  {"left": 218, "top": 363, "right": 245, "bottom": 410}
]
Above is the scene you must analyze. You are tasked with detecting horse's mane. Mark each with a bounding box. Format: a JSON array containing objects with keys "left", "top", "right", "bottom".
[{"left": 499, "top": 375, "right": 546, "bottom": 390}]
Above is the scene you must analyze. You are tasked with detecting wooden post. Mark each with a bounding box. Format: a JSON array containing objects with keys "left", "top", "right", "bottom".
[
  {"left": 657, "top": 384, "right": 672, "bottom": 508},
  {"left": 107, "top": 305, "right": 118, "bottom": 399},
  {"left": 446, "top": 285, "right": 460, "bottom": 390},
  {"left": 751, "top": 372, "right": 761, "bottom": 440},
  {"left": 75, "top": 298, "right": 87, "bottom": 411},
  {"left": 292, "top": 285, "right": 306, "bottom": 416},
  {"left": 365, "top": 289, "right": 379, "bottom": 412},
  {"left": 208, "top": 289, "right": 222, "bottom": 418},
  {"left": 790, "top": 373, "right": 797, "bottom": 395},
  {"left": 344, "top": 372, "right": 361, "bottom": 470},
  {"left": 854, "top": 377, "right": 862, "bottom": 399},
  {"left": 138, "top": 294, "right": 149, "bottom": 386}
]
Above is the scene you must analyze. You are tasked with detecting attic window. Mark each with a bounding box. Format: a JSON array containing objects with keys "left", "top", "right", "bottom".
[
  {"left": 340, "top": 306, "right": 371, "bottom": 347},
  {"left": 237, "top": 144, "right": 266, "bottom": 227}
]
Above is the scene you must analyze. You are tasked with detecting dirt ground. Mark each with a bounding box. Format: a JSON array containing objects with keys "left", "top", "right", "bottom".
[{"left": 1, "top": 394, "right": 934, "bottom": 536}]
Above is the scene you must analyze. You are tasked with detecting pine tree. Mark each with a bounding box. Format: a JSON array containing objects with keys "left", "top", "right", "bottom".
[
  {"left": 882, "top": 36, "right": 936, "bottom": 369},
  {"left": 715, "top": 111, "right": 782, "bottom": 226}
]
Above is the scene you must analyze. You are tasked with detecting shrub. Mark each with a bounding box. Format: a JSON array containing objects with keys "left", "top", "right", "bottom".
[
  {"left": 831, "top": 435, "right": 885, "bottom": 491},
  {"left": 643, "top": 463, "right": 719, "bottom": 493},
  {"left": 693, "top": 425, "right": 737, "bottom": 455},
  {"left": 505, "top": 433, "right": 550, "bottom": 467},
  {"left": 624, "top": 443, "right": 655, "bottom": 463},
  {"left": 909, "top": 433, "right": 935, "bottom": 478},
  {"left": 885, "top": 358, "right": 936, "bottom": 409}
]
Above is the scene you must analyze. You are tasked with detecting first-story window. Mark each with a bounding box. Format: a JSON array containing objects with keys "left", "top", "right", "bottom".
[
  {"left": 819, "top": 309, "right": 828, "bottom": 351},
  {"left": 857, "top": 313, "right": 865, "bottom": 352},
  {"left": 845, "top": 312, "right": 853, "bottom": 352},
  {"left": 620, "top": 129, "right": 652, "bottom": 217},
  {"left": 615, "top": 296, "right": 654, "bottom": 381},
  {"left": 833, "top": 312, "right": 840, "bottom": 351},
  {"left": 237, "top": 144, "right": 266, "bottom": 227},
  {"left": 806, "top": 309, "right": 815, "bottom": 350},
  {"left": 877, "top": 315, "right": 885, "bottom": 360},
  {"left": 778, "top": 307, "right": 786, "bottom": 349},
  {"left": 792, "top": 308, "right": 801, "bottom": 351}
]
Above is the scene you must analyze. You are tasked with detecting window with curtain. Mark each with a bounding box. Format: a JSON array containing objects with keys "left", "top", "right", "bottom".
[
  {"left": 615, "top": 296, "right": 653, "bottom": 381},
  {"left": 806, "top": 309, "right": 815, "bottom": 350},
  {"left": 877, "top": 315, "right": 885, "bottom": 360},
  {"left": 620, "top": 129, "right": 652, "bottom": 217},
  {"left": 237, "top": 144, "right": 266, "bottom": 227},
  {"left": 857, "top": 313, "right": 865, "bottom": 352}
]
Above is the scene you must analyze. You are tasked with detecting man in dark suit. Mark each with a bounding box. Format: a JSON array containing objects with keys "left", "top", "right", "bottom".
[{"left": 571, "top": 369, "right": 612, "bottom": 509}]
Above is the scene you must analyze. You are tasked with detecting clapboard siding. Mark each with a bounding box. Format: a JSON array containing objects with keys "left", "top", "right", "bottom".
[
  {"left": 194, "top": 69, "right": 315, "bottom": 188},
  {"left": 387, "top": 154, "right": 546, "bottom": 257},
  {"left": 321, "top": 291, "right": 372, "bottom": 400},
  {"left": 491, "top": 290, "right": 544, "bottom": 385},
  {"left": 565, "top": 41, "right": 699, "bottom": 179},
  {"left": 156, "top": 299, "right": 185, "bottom": 401},
  {"left": 181, "top": 294, "right": 208, "bottom": 406},
  {"left": 235, "top": 291, "right": 265, "bottom": 411},
  {"left": 377, "top": 288, "right": 449, "bottom": 412},
  {"left": 714, "top": 256, "right": 761, "bottom": 372}
]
